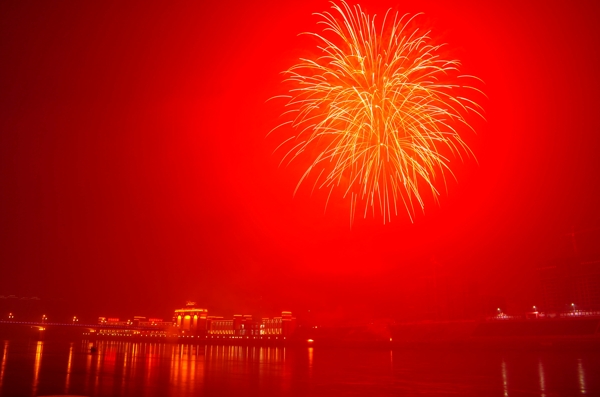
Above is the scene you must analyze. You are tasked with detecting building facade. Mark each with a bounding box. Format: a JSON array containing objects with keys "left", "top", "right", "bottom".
[{"left": 172, "top": 303, "right": 296, "bottom": 337}]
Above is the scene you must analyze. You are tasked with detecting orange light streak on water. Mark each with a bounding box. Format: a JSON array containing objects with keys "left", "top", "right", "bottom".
[{"left": 32, "top": 341, "right": 43, "bottom": 396}]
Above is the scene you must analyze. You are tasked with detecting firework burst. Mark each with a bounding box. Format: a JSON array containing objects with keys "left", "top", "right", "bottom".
[{"left": 271, "top": 1, "right": 485, "bottom": 223}]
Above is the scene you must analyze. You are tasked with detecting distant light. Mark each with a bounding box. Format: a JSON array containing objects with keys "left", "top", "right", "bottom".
[{"left": 307, "top": 339, "right": 314, "bottom": 343}]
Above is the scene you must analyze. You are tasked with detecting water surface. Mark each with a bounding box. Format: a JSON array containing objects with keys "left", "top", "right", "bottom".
[{"left": 0, "top": 339, "right": 598, "bottom": 396}]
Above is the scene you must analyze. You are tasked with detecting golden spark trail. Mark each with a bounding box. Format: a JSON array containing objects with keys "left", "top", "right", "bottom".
[{"left": 272, "top": 1, "right": 485, "bottom": 223}]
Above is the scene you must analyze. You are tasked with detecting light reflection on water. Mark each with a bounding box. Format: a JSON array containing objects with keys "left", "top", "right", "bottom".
[
  {"left": 0, "top": 339, "right": 598, "bottom": 397},
  {"left": 578, "top": 358, "right": 586, "bottom": 394},
  {"left": 31, "top": 341, "right": 42, "bottom": 396},
  {"left": 501, "top": 360, "right": 508, "bottom": 397},
  {"left": 64, "top": 343, "right": 73, "bottom": 394},
  {"left": 538, "top": 359, "right": 546, "bottom": 397},
  {"left": 0, "top": 341, "right": 7, "bottom": 388}
]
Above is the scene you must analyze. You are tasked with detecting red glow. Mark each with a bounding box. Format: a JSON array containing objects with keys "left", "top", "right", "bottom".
[{"left": 0, "top": 1, "right": 599, "bottom": 322}]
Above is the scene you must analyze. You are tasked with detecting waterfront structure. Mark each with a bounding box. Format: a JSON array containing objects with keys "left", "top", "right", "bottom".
[
  {"left": 174, "top": 302, "right": 208, "bottom": 333},
  {"left": 90, "top": 303, "right": 297, "bottom": 339},
  {"left": 172, "top": 303, "right": 296, "bottom": 337}
]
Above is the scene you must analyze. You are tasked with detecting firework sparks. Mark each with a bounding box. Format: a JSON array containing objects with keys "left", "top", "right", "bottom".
[{"left": 271, "top": 1, "right": 485, "bottom": 223}]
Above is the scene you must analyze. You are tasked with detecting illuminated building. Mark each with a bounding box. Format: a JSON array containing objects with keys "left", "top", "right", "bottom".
[
  {"left": 207, "top": 316, "right": 233, "bottom": 335},
  {"left": 97, "top": 317, "right": 121, "bottom": 325},
  {"left": 205, "top": 312, "right": 296, "bottom": 336},
  {"left": 171, "top": 304, "right": 296, "bottom": 337},
  {"left": 282, "top": 311, "right": 296, "bottom": 335},
  {"left": 240, "top": 314, "right": 260, "bottom": 335},
  {"left": 174, "top": 302, "right": 208, "bottom": 333},
  {"left": 90, "top": 304, "right": 297, "bottom": 340}
]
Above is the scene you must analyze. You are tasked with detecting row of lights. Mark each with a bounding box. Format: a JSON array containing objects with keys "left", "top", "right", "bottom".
[
  {"left": 178, "top": 335, "right": 286, "bottom": 340},
  {"left": 5, "top": 314, "right": 81, "bottom": 323},
  {"left": 83, "top": 333, "right": 293, "bottom": 340},
  {"left": 79, "top": 332, "right": 307, "bottom": 344},
  {"left": 8, "top": 315, "right": 165, "bottom": 326},
  {"left": 79, "top": 334, "right": 391, "bottom": 345},
  {"left": 98, "top": 333, "right": 135, "bottom": 337},
  {"left": 95, "top": 333, "right": 167, "bottom": 337},
  {"left": 497, "top": 303, "right": 578, "bottom": 314}
]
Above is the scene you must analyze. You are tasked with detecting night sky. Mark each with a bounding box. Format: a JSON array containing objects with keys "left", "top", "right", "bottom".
[{"left": 1, "top": 1, "right": 599, "bottom": 321}]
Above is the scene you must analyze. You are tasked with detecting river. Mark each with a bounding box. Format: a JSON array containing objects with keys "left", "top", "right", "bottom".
[{"left": 0, "top": 339, "right": 598, "bottom": 396}]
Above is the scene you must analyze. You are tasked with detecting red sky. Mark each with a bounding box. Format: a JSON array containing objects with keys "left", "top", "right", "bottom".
[{"left": 1, "top": 0, "right": 599, "bottom": 320}]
